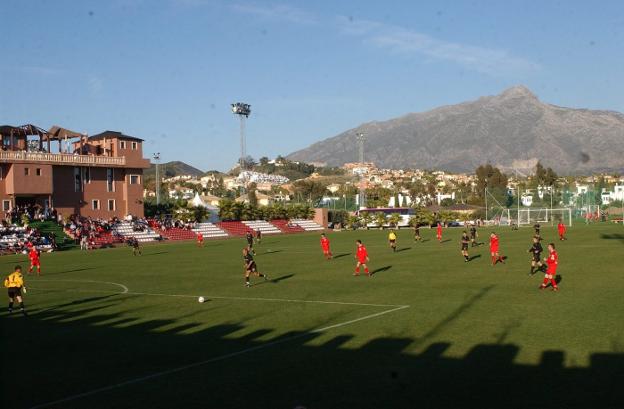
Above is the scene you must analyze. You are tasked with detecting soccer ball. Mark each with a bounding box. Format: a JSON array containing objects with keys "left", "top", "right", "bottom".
[{"left": 198, "top": 296, "right": 205, "bottom": 303}]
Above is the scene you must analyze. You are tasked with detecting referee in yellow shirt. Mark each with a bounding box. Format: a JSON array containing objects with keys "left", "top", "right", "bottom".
[
  {"left": 388, "top": 230, "right": 397, "bottom": 252},
  {"left": 4, "top": 265, "right": 27, "bottom": 315}
]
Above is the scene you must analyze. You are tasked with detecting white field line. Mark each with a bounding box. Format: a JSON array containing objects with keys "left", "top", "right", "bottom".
[
  {"left": 29, "top": 304, "right": 409, "bottom": 409},
  {"left": 34, "top": 279, "right": 129, "bottom": 293},
  {"left": 30, "top": 280, "right": 406, "bottom": 308}
]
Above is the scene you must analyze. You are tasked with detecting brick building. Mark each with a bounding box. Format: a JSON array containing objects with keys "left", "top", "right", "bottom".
[{"left": 0, "top": 125, "right": 150, "bottom": 219}]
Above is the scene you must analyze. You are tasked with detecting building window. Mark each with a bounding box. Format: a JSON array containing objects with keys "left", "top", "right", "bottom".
[
  {"left": 0, "top": 167, "right": 3, "bottom": 180},
  {"left": 108, "top": 199, "right": 116, "bottom": 211},
  {"left": 107, "top": 168, "right": 115, "bottom": 192},
  {"left": 2, "top": 200, "right": 10, "bottom": 212},
  {"left": 129, "top": 174, "right": 140, "bottom": 185},
  {"left": 120, "top": 141, "right": 126, "bottom": 149},
  {"left": 36, "top": 168, "right": 41, "bottom": 176},
  {"left": 131, "top": 142, "right": 138, "bottom": 150},
  {"left": 92, "top": 200, "right": 100, "bottom": 210},
  {"left": 82, "top": 167, "right": 91, "bottom": 184},
  {"left": 74, "top": 167, "right": 82, "bottom": 192},
  {"left": 24, "top": 168, "right": 30, "bottom": 176}
]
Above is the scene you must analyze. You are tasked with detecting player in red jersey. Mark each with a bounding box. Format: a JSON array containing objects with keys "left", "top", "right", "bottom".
[
  {"left": 557, "top": 221, "right": 567, "bottom": 241},
  {"left": 28, "top": 248, "right": 41, "bottom": 276},
  {"left": 489, "top": 232, "right": 505, "bottom": 266},
  {"left": 196, "top": 232, "right": 204, "bottom": 247},
  {"left": 540, "top": 243, "right": 559, "bottom": 291},
  {"left": 354, "top": 240, "right": 370, "bottom": 277},
  {"left": 436, "top": 222, "right": 443, "bottom": 243},
  {"left": 320, "top": 233, "right": 332, "bottom": 260}
]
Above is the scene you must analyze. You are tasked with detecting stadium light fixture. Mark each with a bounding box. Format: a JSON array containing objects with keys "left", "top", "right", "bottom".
[
  {"left": 153, "top": 152, "right": 161, "bottom": 205},
  {"left": 231, "top": 102, "right": 251, "bottom": 173}
]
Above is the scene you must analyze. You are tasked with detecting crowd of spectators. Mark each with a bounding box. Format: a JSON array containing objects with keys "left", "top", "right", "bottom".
[
  {"left": 4, "top": 204, "right": 59, "bottom": 225},
  {"left": 0, "top": 221, "right": 55, "bottom": 254},
  {"left": 148, "top": 216, "right": 198, "bottom": 231}
]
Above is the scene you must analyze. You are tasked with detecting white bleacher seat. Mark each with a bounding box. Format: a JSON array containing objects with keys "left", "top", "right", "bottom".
[
  {"left": 191, "top": 222, "right": 229, "bottom": 238},
  {"left": 292, "top": 219, "right": 324, "bottom": 231},
  {"left": 113, "top": 222, "right": 162, "bottom": 243},
  {"left": 242, "top": 220, "right": 281, "bottom": 235}
]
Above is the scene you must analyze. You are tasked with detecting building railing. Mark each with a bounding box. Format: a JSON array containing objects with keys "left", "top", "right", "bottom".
[{"left": 0, "top": 151, "right": 126, "bottom": 166}]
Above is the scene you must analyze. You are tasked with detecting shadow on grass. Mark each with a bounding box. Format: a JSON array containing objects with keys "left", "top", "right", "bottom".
[
  {"left": 395, "top": 247, "right": 411, "bottom": 253},
  {"left": 370, "top": 265, "right": 392, "bottom": 275},
  {"left": 332, "top": 253, "right": 351, "bottom": 259},
  {"left": 259, "top": 249, "right": 283, "bottom": 255},
  {"left": 145, "top": 251, "right": 169, "bottom": 256},
  {"left": 440, "top": 239, "right": 452, "bottom": 244},
  {"left": 3, "top": 285, "right": 623, "bottom": 409},
  {"left": 468, "top": 254, "right": 482, "bottom": 261},
  {"left": 601, "top": 233, "right": 624, "bottom": 243}
]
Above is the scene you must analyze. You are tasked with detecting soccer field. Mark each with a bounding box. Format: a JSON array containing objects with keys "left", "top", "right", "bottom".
[{"left": 2, "top": 224, "right": 623, "bottom": 409}]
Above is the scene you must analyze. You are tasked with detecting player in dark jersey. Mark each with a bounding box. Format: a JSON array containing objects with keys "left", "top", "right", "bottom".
[
  {"left": 460, "top": 231, "right": 470, "bottom": 262},
  {"left": 469, "top": 224, "right": 478, "bottom": 247},
  {"left": 533, "top": 223, "right": 541, "bottom": 236},
  {"left": 528, "top": 236, "right": 544, "bottom": 276},
  {"left": 413, "top": 225, "right": 422, "bottom": 242},
  {"left": 129, "top": 237, "right": 141, "bottom": 256},
  {"left": 255, "top": 229, "right": 262, "bottom": 244},
  {"left": 245, "top": 231, "right": 256, "bottom": 255},
  {"left": 243, "top": 247, "right": 267, "bottom": 287}
]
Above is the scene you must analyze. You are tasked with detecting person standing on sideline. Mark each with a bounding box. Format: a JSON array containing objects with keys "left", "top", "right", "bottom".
[{"left": 4, "top": 265, "right": 27, "bottom": 315}]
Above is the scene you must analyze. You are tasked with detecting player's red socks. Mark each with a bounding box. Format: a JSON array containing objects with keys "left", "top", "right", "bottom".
[
  {"left": 491, "top": 256, "right": 496, "bottom": 265},
  {"left": 365, "top": 268, "right": 369, "bottom": 275},
  {"left": 354, "top": 267, "right": 360, "bottom": 275}
]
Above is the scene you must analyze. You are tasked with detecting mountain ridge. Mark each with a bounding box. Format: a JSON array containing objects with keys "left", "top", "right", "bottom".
[{"left": 287, "top": 86, "right": 624, "bottom": 174}]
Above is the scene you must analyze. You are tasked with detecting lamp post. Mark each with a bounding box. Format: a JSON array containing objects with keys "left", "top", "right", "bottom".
[
  {"left": 231, "top": 102, "right": 251, "bottom": 171},
  {"left": 153, "top": 153, "right": 161, "bottom": 206},
  {"left": 356, "top": 132, "right": 366, "bottom": 209}
]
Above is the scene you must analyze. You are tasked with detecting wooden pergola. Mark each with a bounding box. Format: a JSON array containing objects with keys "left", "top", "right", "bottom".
[{"left": 0, "top": 124, "right": 86, "bottom": 153}]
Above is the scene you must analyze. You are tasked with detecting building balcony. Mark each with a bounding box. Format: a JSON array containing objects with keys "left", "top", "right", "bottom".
[{"left": 0, "top": 150, "right": 126, "bottom": 167}]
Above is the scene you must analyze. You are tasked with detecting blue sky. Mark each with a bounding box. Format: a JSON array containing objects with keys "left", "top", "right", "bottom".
[{"left": 2, "top": 0, "right": 623, "bottom": 171}]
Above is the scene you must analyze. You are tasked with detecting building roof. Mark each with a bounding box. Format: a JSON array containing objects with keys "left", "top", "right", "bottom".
[{"left": 89, "top": 130, "right": 144, "bottom": 142}]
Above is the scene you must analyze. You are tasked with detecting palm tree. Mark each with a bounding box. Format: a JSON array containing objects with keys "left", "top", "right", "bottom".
[
  {"left": 388, "top": 212, "right": 402, "bottom": 228},
  {"left": 438, "top": 210, "right": 457, "bottom": 226},
  {"left": 374, "top": 212, "right": 387, "bottom": 230},
  {"left": 359, "top": 212, "right": 373, "bottom": 230},
  {"left": 346, "top": 215, "right": 359, "bottom": 230}
]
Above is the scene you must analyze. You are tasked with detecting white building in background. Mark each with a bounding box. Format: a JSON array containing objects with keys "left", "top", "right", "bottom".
[
  {"left": 238, "top": 171, "right": 289, "bottom": 186},
  {"left": 436, "top": 192, "right": 455, "bottom": 205},
  {"left": 388, "top": 194, "right": 412, "bottom": 208},
  {"left": 521, "top": 194, "right": 533, "bottom": 207},
  {"left": 601, "top": 185, "right": 624, "bottom": 205}
]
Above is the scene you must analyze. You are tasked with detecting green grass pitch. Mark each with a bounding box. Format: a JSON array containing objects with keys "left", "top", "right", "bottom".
[{"left": 2, "top": 224, "right": 623, "bottom": 409}]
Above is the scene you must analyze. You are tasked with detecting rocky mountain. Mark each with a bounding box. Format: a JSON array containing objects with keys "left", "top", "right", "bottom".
[
  {"left": 287, "top": 86, "right": 624, "bottom": 174},
  {"left": 144, "top": 161, "right": 204, "bottom": 179}
]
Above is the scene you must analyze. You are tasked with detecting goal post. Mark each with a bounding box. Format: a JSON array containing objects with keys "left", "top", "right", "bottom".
[{"left": 512, "top": 208, "right": 573, "bottom": 227}]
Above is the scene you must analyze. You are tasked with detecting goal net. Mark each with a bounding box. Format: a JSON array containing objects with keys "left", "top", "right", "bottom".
[{"left": 513, "top": 208, "right": 573, "bottom": 226}]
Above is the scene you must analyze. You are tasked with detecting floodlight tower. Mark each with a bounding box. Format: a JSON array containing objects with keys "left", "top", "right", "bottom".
[
  {"left": 153, "top": 152, "right": 161, "bottom": 206},
  {"left": 356, "top": 132, "right": 366, "bottom": 208},
  {"left": 231, "top": 102, "right": 251, "bottom": 171}
]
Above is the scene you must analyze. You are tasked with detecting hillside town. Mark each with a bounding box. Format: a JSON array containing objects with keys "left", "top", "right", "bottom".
[{"left": 144, "top": 156, "right": 624, "bottom": 224}]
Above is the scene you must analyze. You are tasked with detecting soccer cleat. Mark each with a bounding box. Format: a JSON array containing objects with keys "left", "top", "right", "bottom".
[
  {"left": 551, "top": 287, "right": 559, "bottom": 292},
  {"left": 264, "top": 274, "right": 268, "bottom": 281},
  {"left": 353, "top": 273, "right": 360, "bottom": 276},
  {"left": 245, "top": 282, "right": 251, "bottom": 288}
]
